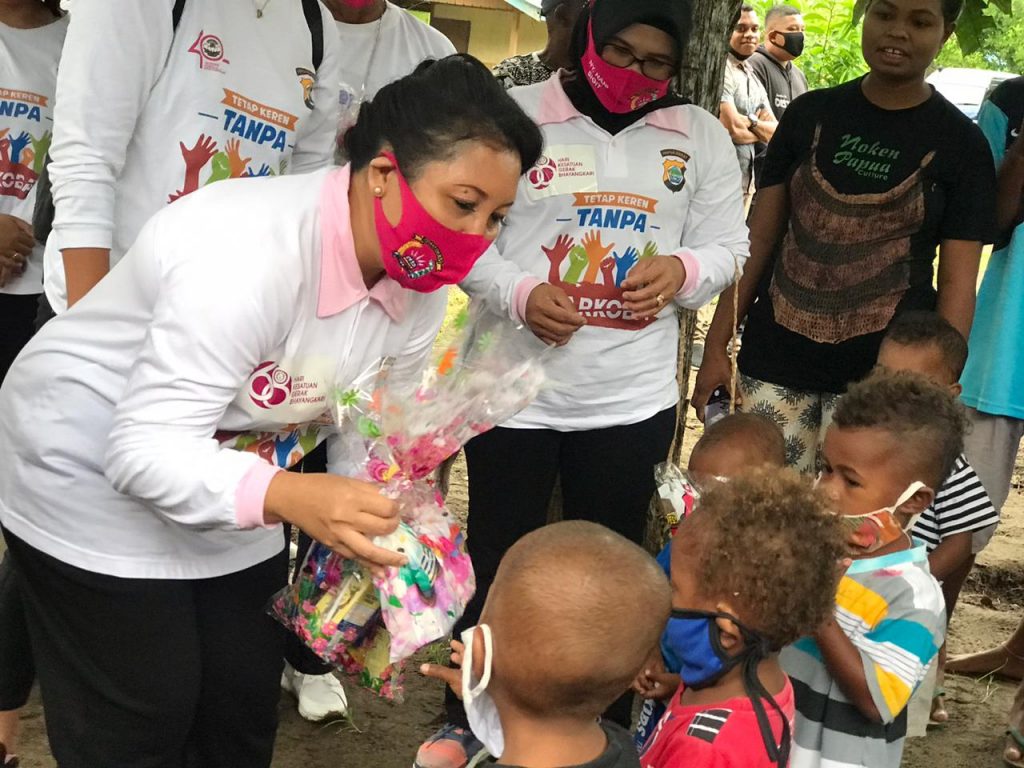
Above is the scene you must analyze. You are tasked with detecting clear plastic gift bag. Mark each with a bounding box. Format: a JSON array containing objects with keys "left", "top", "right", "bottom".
[
  {"left": 270, "top": 307, "right": 547, "bottom": 699},
  {"left": 651, "top": 463, "right": 731, "bottom": 548},
  {"left": 653, "top": 462, "right": 700, "bottom": 542}
]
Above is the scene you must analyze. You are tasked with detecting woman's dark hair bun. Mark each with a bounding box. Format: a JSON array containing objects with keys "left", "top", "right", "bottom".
[{"left": 345, "top": 53, "right": 543, "bottom": 177}]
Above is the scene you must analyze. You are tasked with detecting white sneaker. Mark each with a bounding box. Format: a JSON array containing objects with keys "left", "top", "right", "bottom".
[{"left": 281, "top": 663, "right": 349, "bottom": 722}]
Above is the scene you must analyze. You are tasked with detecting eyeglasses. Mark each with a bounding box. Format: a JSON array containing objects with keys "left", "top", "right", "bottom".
[{"left": 601, "top": 42, "right": 677, "bottom": 82}]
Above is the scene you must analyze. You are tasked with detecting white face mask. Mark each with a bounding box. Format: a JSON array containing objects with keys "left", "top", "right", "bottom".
[
  {"left": 461, "top": 624, "right": 505, "bottom": 758},
  {"left": 838, "top": 481, "right": 928, "bottom": 553}
]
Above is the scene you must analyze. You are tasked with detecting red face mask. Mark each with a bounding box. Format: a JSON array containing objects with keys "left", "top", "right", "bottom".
[
  {"left": 580, "top": 20, "right": 671, "bottom": 114},
  {"left": 373, "top": 153, "right": 493, "bottom": 293}
]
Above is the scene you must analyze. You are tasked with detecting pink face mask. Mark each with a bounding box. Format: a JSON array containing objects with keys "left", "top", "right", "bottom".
[
  {"left": 580, "top": 20, "right": 671, "bottom": 114},
  {"left": 373, "top": 153, "right": 493, "bottom": 293}
]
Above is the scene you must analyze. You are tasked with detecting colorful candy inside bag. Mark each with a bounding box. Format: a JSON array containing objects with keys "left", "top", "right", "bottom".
[
  {"left": 269, "top": 546, "right": 380, "bottom": 663},
  {"left": 268, "top": 307, "right": 548, "bottom": 700}
]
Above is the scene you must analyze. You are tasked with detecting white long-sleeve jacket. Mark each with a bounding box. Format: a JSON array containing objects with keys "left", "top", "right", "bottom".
[
  {"left": 461, "top": 78, "right": 749, "bottom": 430},
  {"left": 0, "top": 168, "right": 446, "bottom": 579},
  {"left": 42, "top": 0, "right": 341, "bottom": 311}
]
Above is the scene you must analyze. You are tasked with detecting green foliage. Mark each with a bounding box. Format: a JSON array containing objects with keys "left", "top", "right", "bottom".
[
  {"left": 854, "top": 0, "right": 1013, "bottom": 54},
  {"left": 800, "top": 0, "right": 869, "bottom": 88},
  {"left": 751, "top": 0, "right": 865, "bottom": 88},
  {"left": 749, "top": 0, "right": 1017, "bottom": 90},
  {"left": 933, "top": 0, "right": 1024, "bottom": 72}
]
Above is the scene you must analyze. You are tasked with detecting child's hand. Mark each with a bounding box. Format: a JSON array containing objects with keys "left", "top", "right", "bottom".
[
  {"left": 632, "top": 654, "right": 681, "bottom": 701},
  {"left": 420, "top": 639, "right": 465, "bottom": 699}
]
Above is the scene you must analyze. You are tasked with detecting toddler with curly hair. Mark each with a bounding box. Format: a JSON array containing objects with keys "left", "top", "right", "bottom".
[{"left": 639, "top": 468, "right": 846, "bottom": 768}]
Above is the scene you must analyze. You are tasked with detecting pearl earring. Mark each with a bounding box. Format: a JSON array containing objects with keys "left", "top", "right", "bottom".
[{"left": 373, "top": 186, "right": 383, "bottom": 197}]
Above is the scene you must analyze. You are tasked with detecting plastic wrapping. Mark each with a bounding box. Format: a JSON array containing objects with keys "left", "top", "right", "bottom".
[
  {"left": 653, "top": 462, "right": 701, "bottom": 542},
  {"left": 270, "top": 307, "right": 546, "bottom": 699}
]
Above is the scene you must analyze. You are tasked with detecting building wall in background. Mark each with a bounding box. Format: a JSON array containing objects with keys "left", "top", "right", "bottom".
[
  {"left": 517, "top": 16, "right": 546, "bottom": 55},
  {"left": 429, "top": 4, "right": 546, "bottom": 68}
]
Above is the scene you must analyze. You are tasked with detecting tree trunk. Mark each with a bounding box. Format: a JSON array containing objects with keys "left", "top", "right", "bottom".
[
  {"left": 640, "top": 0, "right": 741, "bottom": 550},
  {"left": 665, "top": 0, "right": 741, "bottom": 468},
  {"left": 680, "top": 0, "right": 741, "bottom": 113}
]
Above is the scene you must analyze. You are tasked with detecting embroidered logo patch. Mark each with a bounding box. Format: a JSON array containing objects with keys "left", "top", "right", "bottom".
[
  {"left": 189, "top": 31, "right": 229, "bottom": 73},
  {"left": 249, "top": 362, "right": 292, "bottom": 409},
  {"left": 296, "top": 67, "right": 316, "bottom": 110},
  {"left": 527, "top": 155, "right": 558, "bottom": 191},
  {"left": 661, "top": 149, "right": 690, "bottom": 193},
  {"left": 394, "top": 235, "right": 444, "bottom": 279},
  {"left": 685, "top": 708, "right": 732, "bottom": 744}
]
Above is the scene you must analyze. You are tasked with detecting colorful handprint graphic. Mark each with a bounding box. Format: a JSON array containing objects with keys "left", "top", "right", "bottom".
[
  {"left": 541, "top": 234, "right": 574, "bottom": 283},
  {"left": 7, "top": 132, "right": 30, "bottom": 165},
  {"left": 31, "top": 131, "right": 51, "bottom": 174},
  {"left": 244, "top": 162, "right": 274, "bottom": 178},
  {"left": 581, "top": 230, "right": 613, "bottom": 284},
  {"left": 225, "top": 139, "right": 252, "bottom": 179},
  {"left": 612, "top": 246, "right": 639, "bottom": 287},
  {"left": 169, "top": 134, "right": 218, "bottom": 202},
  {"left": 563, "top": 244, "right": 589, "bottom": 284},
  {"left": 0, "top": 127, "right": 49, "bottom": 200}
]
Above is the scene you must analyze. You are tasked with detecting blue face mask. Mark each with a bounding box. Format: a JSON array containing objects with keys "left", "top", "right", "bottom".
[
  {"left": 661, "top": 609, "right": 790, "bottom": 767},
  {"left": 661, "top": 609, "right": 742, "bottom": 688}
]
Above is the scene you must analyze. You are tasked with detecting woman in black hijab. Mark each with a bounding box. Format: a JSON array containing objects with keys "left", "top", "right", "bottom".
[{"left": 417, "top": 2, "right": 750, "bottom": 765}]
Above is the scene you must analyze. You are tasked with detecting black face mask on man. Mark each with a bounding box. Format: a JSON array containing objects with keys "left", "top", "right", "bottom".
[{"left": 771, "top": 30, "right": 804, "bottom": 58}]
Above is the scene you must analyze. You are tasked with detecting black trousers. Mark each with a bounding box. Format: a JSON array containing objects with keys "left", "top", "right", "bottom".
[
  {"left": 0, "top": 292, "right": 38, "bottom": 383},
  {"left": 5, "top": 531, "right": 287, "bottom": 768},
  {"left": 444, "top": 407, "right": 677, "bottom": 727},
  {"left": 0, "top": 293, "right": 42, "bottom": 713},
  {"left": 0, "top": 549, "right": 31, "bottom": 711},
  {"left": 0, "top": 423, "right": 330, "bottom": 724}
]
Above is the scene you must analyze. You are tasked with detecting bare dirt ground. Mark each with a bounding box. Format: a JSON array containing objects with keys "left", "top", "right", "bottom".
[
  {"left": 11, "top": 295, "right": 1024, "bottom": 767},
  {"left": 14, "top": 426, "right": 1024, "bottom": 768}
]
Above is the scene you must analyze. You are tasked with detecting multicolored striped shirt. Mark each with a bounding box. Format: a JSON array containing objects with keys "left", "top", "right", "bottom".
[{"left": 780, "top": 545, "right": 945, "bottom": 768}]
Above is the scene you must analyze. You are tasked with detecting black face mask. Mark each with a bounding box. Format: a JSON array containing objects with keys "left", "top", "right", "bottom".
[
  {"left": 772, "top": 30, "right": 805, "bottom": 58},
  {"left": 730, "top": 46, "right": 753, "bottom": 62}
]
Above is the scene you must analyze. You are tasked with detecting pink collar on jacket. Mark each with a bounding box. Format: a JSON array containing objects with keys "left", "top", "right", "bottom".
[{"left": 318, "top": 165, "right": 407, "bottom": 322}]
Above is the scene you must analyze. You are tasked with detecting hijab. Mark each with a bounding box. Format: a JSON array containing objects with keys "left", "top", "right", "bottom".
[{"left": 562, "top": 0, "right": 692, "bottom": 135}]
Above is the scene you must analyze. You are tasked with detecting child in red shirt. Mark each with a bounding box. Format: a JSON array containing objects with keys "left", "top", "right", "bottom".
[{"left": 638, "top": 469, "right": 846, "bottom": 767}]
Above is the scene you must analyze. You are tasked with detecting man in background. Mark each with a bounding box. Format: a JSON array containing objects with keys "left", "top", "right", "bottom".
[
  {"left": 749, "top": 5, "right": 808, "bottom": 121},
  {"left": 492, "top": 0, "right": 582, "bottom": 89},
  {"left": 330, "top": 0, "right": 456, "bottom": 149},
  {"left": 720, "top": 4, "right": 778, "bottom": 208},
  {"left": 749, "top": 5, "right": 808, "bottom": 187}
]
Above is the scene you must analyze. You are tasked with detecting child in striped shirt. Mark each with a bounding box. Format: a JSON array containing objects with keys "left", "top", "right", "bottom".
[
  {"left": 781, "top": 371, "right": 956, "bottom": 768},
  {"left": 876, "top": 311, "right": 999, "bottom": 724}
]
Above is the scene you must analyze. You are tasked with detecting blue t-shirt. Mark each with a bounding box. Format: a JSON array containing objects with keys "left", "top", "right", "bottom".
[{"left": 962, "top": 77, "right": 1024, "bottom": 419}]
